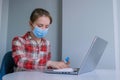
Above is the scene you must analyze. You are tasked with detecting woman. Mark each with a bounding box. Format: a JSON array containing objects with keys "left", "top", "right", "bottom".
[{"left": 12, "top": 8, "right": 69, "bottom": 71}]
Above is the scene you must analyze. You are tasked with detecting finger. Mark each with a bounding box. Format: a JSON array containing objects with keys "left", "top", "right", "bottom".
[
  {"left": 66, "top": 62, "right": 70, "bottom": 65},
  {"left": 58, "top": 64, "right": 65, "bottom": 69},
  {"left": 55, "top": 64, "right": 62, "bottom": 69},
  {"left": 61, "top": 63, "right": 69, "bottom": 68}
]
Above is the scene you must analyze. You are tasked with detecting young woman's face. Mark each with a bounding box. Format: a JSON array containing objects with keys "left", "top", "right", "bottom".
[{"left": 32, "top": 16, "right": 50, "bottom": 30}]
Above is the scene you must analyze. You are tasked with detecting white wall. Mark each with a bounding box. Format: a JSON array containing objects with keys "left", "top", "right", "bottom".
[
  {"left": 0, "top": 0, "right": 2, "bottom": 30},
  {"left": 0, "top": 0, "right": 9, "bottom": 65},
  {"left": 6, "top": 0, "right": 62, "bottom": 61},
  {"left": 116, "top": 0, "right": 120, "bottom": 71},
  {"left": 0, "top": 0, "right": 2, "bottom": 65},
  {"left": 62, "top": 0, "right": 115, "bottom": 69}
]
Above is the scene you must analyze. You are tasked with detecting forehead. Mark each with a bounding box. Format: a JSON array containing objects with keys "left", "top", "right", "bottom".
[{"left": 35, "top": 16, "right": 50, "bottom": 25}]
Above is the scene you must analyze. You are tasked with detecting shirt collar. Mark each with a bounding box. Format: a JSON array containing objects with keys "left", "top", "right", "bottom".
[
  {"left": 22, "top": 31, "right": 46, "bottom": 42},
  {"left": 22, "top": 31, "right": 32, "bottom": 40}
]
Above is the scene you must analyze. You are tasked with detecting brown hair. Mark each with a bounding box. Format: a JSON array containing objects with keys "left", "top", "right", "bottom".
[{"left": 30, "top": 8, "right": 52, "bottom": 24}]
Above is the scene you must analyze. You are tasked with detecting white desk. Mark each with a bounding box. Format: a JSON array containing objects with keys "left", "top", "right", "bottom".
[{"left": 3, "top": 69, "right": 116, "bottom": 80}]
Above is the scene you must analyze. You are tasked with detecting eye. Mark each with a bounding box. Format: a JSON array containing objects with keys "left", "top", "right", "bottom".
[
  {"left": 38, "top": 24, "right": 43, "bottom": 27},
  {"left": 45, "top": 26, "right": 48, "bottom": 28},
  {"left": 45, "top": 25, "right": 49, "bottom": 28}
]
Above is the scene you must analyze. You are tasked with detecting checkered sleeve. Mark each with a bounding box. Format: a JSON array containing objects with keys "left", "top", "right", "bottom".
[
  {"left": 47, "top": 40, "right": 51, "bottom": 61},
  {"left": 45, "top": 40, "right": 52, "bottom": 69},
  {"left": 12, "top": 37, "right": 35, "bottom": 70}
]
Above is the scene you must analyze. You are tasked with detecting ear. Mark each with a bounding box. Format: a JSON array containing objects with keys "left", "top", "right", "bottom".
[
  {"left": 29, "top": 21, "right": 34, "bottom": 30},
  {"left": 29, "top": 21, "right": 32, "bottom": 26}
]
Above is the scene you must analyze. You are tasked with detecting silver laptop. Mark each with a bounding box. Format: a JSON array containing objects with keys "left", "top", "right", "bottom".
[{"left": 44, "top": 36, "right": 108, "bottom": 75}]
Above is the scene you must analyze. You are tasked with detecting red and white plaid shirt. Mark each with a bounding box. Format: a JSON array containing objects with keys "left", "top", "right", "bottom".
[{"left": 12, "top": 32, "right": 51, "bottom": 70}]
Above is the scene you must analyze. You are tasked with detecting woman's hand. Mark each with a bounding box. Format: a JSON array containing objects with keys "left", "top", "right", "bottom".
[{"left": 47, "top": 61, "right": 70, "bottom": 69}]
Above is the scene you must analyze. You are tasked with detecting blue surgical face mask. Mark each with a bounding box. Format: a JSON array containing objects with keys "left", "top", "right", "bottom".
[{"left": 33, "top": 26, "right": 49, "bottom": 38}]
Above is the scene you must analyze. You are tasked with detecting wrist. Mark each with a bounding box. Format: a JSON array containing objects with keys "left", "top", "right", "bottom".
[{"left": 46, "top": 60, "right": 52, "bottom": 67}]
